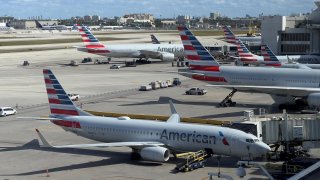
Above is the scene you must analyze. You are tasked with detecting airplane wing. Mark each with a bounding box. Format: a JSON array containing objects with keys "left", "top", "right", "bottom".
[
  {"left": 36, "top": 129, "right": 164, "bottom": 148},
  {"left": 206, "top": 84, "right": 320, "bottom": 97},
  {"left": 138, "top": 50, "right": 162, "bottom": 58},
  {"left": 166, "top": 100, "right": 180, "bottom": 123}
]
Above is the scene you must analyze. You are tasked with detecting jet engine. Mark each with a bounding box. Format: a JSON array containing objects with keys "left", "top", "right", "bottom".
[
  {"left": 140, "top": 146, "right": 170, "bottom": 162},
  {"left": 307, "top": 93, "right": 320, "bottom": 108},
  {"left": 160, "top": 53, "right": 175, "bottom": 61}
]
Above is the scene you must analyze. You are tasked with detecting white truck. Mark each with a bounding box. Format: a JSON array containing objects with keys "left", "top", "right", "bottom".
[
  {"left": 185, "top": 87, "right": 207, "bottom": 95},
  {"left": 68, "top": 93, "right": 80, "bottom": 101}
]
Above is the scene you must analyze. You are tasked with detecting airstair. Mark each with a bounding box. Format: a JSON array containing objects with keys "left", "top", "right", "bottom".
[{"left": 219, "top": 89, "right": 237, "bottom": 107}]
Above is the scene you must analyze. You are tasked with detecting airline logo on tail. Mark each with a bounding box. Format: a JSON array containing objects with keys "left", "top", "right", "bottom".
[
  {"left": 151, "top": 34, "right": 160, "bottom": 44},
  {"left": 178, "top": 26, "right": 226, "bottom": 82},
  {"left": 219, "top": 131, "right": 229, "bottom": 146},
  {"left": 44, "top": 69, "right": 80, "bottom": 116},
  {"left": 178, "top": 26, "right": 219, "bottom": 68},
  {"left": 222, "top": 26, "right": 257, "bottom": 62},
  {"left": 261, "top": 44, "right": 281, "bottom": 66},
  {"left": 76, "top": 24, "right": 110, "bottom": 55}
]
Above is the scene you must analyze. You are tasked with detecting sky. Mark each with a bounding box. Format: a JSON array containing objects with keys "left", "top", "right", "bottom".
[{"left": 0, "top": 0, "right": 317, "bottom": 19}]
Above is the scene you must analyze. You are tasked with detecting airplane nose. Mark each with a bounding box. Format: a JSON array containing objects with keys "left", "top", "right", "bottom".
[{"left": 259, "top": 142, "right": 271, "bottom": 154}]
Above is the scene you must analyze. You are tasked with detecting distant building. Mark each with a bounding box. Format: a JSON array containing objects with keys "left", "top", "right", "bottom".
[
  {"left": 92, "top": 15, "right": 101, "bottom": 21},
  {"left": 177, "top": 15, "right": 191, "bottom": 25},
  {"left": 11, "top": 20, "right": 58, "bottom": 29},
  {"left": 0, "top": 16, "right": 14, "bottom": 23},
  {"left": 210, "top": 12, "right": 221, "bottom": 20},
  {"left": 119, "top": 13, "right": 154, "bottom": 24},
  {"left": 262, "top": 1, "right": 320, "bottom": 55},
  {"left": 84, "top": 15, "right": 92, "bottom": 22},
  {"left": 161, "top": 20, "right": 176, "bottom": 26}
]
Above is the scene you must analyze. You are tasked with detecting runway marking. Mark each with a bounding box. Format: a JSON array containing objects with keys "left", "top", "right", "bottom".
[{"left": 91, "top": 176, "right": 153, "bottom": 180}]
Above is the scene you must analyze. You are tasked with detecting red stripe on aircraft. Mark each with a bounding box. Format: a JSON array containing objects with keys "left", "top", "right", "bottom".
[
  {"left": 44, "top": 78, "right": 52, "bottom": 84},
  {"left": 192, "top": 75, "right": 227, "bottom": 82},
  {"left": 177, "top": 27, "right": 185, "bottom": 31},
  {"left": 47, "top": 89, "right": 56, "bottom": 94},
  {"left": 52, "top": 120, "right": 81, "bottom": 128},
  {"left": 43, "top": 69, "right": 50, "bottom": 74},
  {"left": 86, "top": 44, "right": 105, "bottom": 48},
  {"left": 51, "top": 109, "right": 79, "bottom": 116},
  {"left": 180, "top": 35, "right": 189, "bottom": 41},
  {"left": 187, "top": 55, "right": 201, "bottom": 60},
  {"left": 49, "top": 98, "right": 61, "bottom": 104},
  {"left": 184, "top": 45, "right": 196, "bottom": 51},
  {"left": 190, "top": 65, "right": 220, "bottom": 72}
]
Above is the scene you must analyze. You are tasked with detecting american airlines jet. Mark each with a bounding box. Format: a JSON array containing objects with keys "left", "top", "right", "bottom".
[
  {"left": 0, "top": 23, "right": 15, "bottom": 32},
  {"left": 223, "top": 26, "right": 320, "bottom": 65},
  {"left": 150, "top": 34, "right": 160, "bottom": 44},
  {"left": 76, "top": 25, "right": 184, "bottom": 61},
  {"left": 34, "top": 69, "right": 270, "bottom": 162},
  {"left": 178, "top": 26, "right": 320, "bottom": 109},
  {"left": 261, "top": 44, "right": 320, "bottom": 69}
]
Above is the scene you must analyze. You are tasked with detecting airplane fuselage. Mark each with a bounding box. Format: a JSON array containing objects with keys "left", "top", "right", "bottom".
[
  {"left": 191, "top": 66, "right": 320, "bottom": 96},
  {"left": 54, "top": 115, "right": 268, "bottom": 158},
  {"left": 78, "top": 44, "right": 184, "bottom": 59}
]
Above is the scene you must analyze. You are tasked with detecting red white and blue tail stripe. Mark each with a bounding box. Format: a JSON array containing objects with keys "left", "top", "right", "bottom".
[
  {"left": 178, "top": 26, "right": 226, "bottom": 82},
  {"left": 150, "top": 34, "right": 160, "bottom": 44},
  {"left": 178, "top": 26, "right": 219, "bottom": 68},
  {"left": 223, "top": 26, "right": 257, "bottom": 62},
  {"left": 43, "top": 69, "right": 91, "bottom": 117},
  {"left": 261, "top": 44, "right": 281, "bottom": 66},
  {"left": 76, "top": 24, "right": 110, "bottom": 55}
]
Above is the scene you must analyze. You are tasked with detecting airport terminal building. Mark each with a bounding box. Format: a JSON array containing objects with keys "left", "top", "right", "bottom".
[
  {"left": 261, "top": 1, "right": 320, "bottom": 55},
  {"left": 11, "top": 20, "right": 58, "bottom": 29}
]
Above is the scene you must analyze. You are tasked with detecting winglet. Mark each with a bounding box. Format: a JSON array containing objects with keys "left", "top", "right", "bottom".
[
  {"left": 169, "top": 100, "right": 177, "bottom": 114},
  {"left": 167, "top": 100, "right": 180, "bottom": 123},
  {"left": 35, "top": 129, "right": 53, "bottom": 148}
]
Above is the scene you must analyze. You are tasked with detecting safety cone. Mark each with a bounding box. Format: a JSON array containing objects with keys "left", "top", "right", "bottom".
[{"left": 46, "top": 168, "right": 50, "bottom": 177}]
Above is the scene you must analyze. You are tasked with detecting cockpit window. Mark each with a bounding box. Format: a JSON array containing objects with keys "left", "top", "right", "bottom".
[
  {"left": 246, "top": 139, "right": 254, "bottom": 143},
  {"left": 246, "top": 139, "right": 259, "bottom": 143}
]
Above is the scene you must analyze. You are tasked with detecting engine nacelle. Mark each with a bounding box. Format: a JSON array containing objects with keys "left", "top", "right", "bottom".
[
  {"left": 307, "top": 93, "right": 320, "bottom": 108},
  {"left": 140, "top": 146, "right": 170, "bottom": 162},
  {"left": 160, "top": 53, "right": 175, "bottom": 61}
]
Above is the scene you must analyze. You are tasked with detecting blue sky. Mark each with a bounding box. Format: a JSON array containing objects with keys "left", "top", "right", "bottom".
[{"left": 0, "top": 0, "right": 317, "bottom": 19}]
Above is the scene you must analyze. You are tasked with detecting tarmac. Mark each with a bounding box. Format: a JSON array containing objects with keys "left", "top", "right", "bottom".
[{"left": 0, "top": 30, "right": 273, "bottom": 179}]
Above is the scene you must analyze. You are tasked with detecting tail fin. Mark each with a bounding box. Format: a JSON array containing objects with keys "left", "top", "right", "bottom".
[
  {"left": 177, "top": 26, "right": 220, "bottom": 70},
  {"left": 261, "top": 44, "right": 282, "bottom": 66},
  {"left": 150, "top": 34, "right": 160, "bottom": 44},
  {"left": 222, "top": 26, "right": 257, "bottom": 62},
  {"left": 76, "top": 24, "right": 109, "bottom": 55},
  {"left": 222, "top": 25, "right": 237, "bottom": 44},
  {"left": 43, "top": 69, "right": 91, "bottom": 117},
  {"left": 35, "top": 20, "right": 43, "bottom": 29}
]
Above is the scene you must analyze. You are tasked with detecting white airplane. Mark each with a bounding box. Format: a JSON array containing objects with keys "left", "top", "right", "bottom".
[
  {"left": 35, "top": 20, "right": 67, "bottom": 30},
  {"left": 0, "top": 23, "right": 15, "bottom": 32},
  {"left": 34, "top": 69, "right": 270, "bottom": 162},
  {"left": 178, "top": 26, "right": 320, "bottom": 109},
  {"left": 151, "top": 34, "right": 160, "bottom": 44},
  {"left": 223, "top": 26, "right": 320, "bottom": 65},
  {"left": 75, "top": 24, "right": 184, "bottom": 61},
  {"left": 261, "top": 44, "right": 320, "bottom": 69}
]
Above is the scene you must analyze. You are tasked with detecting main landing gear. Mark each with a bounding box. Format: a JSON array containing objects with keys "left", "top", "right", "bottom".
[{"left": 219, "top": 89, "right": 237, "bottom": 107}]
